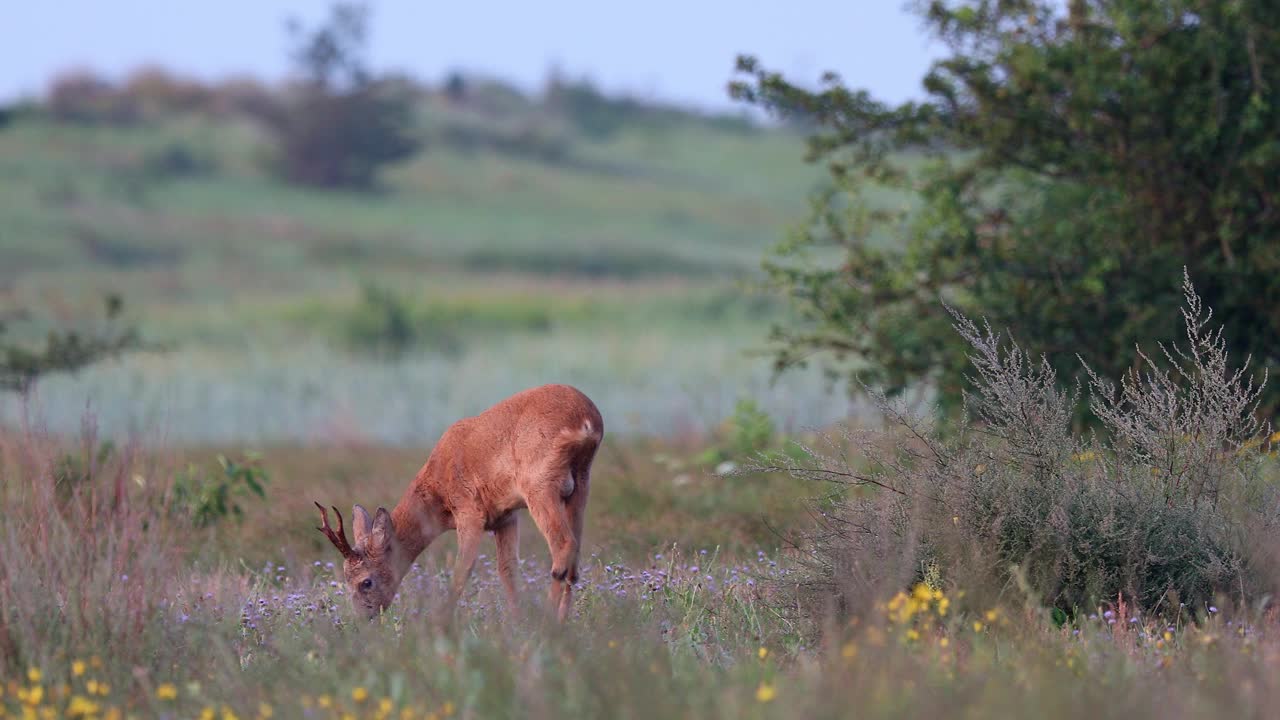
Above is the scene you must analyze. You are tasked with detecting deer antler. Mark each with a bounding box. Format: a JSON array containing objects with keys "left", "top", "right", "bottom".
[{"left": 315, "top": 501, "right": 355, "bottom": 559}]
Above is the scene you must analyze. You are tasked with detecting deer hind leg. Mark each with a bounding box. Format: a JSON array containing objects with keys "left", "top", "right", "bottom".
[
  {"left": 523, "top": 477, "right": 578, "bottom": 620},
  {"left": 555, "top": 462, "right": 592, "bottom": 621},
  {"left": 565, "top": 463, "right": 591, "bottom": 584},
  {"left": 493, "top": 516, "right": 521, "bottom": 612}
]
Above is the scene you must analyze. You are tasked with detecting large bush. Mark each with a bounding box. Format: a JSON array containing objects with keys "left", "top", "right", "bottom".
[
  {"left": 761, "top": 273, "right": 1280, "bottom": 617},
  {"left": 261, "top": 3, "right": 421, "bottom": 189},
  {"left": 731, "top": 0, "right": 1280, "bottom": 417}
]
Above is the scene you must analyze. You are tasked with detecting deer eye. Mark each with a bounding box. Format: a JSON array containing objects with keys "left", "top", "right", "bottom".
[{"left": 359, "top": 578, "right": 373, "bottom": 592}]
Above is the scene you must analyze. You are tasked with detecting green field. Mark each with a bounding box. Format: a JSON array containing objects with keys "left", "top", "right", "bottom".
[{"left": 0, "top": 100, "right": 863, "bottom": 444}]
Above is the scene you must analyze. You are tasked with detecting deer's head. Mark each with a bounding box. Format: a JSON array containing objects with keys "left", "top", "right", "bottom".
[{"left": 314, "top": 502, "right": 403, "bottom": 619}]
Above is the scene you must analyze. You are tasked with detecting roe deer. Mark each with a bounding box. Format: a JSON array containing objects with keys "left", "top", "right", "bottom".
[{"left": 315, "top": 384, "right": 603, "bottom": 621}]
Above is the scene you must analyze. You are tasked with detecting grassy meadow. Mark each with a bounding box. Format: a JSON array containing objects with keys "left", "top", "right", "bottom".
[
  {"left": 4, "top": 84, "right": 1280, "bottom": 720},
  {"left": 4, "top": 423, "right": 1280, "bottom": 720},
  {"left": 0, "top": 100, "right": 854, "bottom": 444}
]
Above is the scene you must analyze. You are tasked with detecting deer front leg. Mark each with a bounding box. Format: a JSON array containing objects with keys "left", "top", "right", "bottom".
[
  {"left": 494, "top": 516, "right": 521, "bottom": 612},
  {"left": 449, "top": 523, "right": 484, "bottom": 607}
]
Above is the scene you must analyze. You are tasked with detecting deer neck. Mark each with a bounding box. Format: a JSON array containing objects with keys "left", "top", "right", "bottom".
[{"left": 387, "top": 488, "right": 444, "bottom": 580}]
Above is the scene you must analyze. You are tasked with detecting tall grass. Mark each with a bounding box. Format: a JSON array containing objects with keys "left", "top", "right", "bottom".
[
  {"left": 2, "top": 413, "right": 1280, "bottom": 718},
  {"left": 0, "top": 421, "right": 188, "bottom": 673}
]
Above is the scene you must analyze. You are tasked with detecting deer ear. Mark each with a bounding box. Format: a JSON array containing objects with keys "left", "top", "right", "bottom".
[
  {"left": 371, "top": 507, "right": 394, "bottom": 552},
  {"left": 352, "top": 504, "right": 373, "bottom": 546}
]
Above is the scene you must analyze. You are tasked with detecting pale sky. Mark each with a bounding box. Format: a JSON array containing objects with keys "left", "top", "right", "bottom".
[{"left": 3, "top": 1, "right": 943, "bottom": 110}]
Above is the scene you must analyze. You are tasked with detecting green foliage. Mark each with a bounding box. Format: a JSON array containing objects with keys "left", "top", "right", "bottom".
[
  {"left": 140, "top": 140, "right": 217, "bottom": 179},
  {"left": 726, "top": 398, "right": 776, "bottom": 460},
  {"left": 169, "top": 453, "right": 269, "bottom": 528},
  {"left": 544, "top": 74, "right": 636, "bottom": 140},
  {"left": 0, "top": 295, "right": 141, "bottom": 394},
  {"left": 332, "top": 283, "right": 554, "bottom": 358},
  {"left": 52, "top": 440, "right": 115, "bottom": 502},
  {"left": 263, "top": 3, "right": 421, "bottom": 189},
  {"left": 696, "top": 398, "right": 783, "bottom": 468},
  {"left": 731, "top": 0, "right": 1280, "bottom": 416},
  {"left": 344, "top": 283, "right": 421, "bottom": 357}
]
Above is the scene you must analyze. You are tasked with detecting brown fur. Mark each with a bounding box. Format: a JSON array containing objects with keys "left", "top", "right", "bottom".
[{"left": 315, "top": 384, "right": 604, "bottom": 621}]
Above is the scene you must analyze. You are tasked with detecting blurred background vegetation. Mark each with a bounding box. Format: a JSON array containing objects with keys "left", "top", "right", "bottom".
[{"left": 0, "top": 2, "right": 846, "bottom": 446}]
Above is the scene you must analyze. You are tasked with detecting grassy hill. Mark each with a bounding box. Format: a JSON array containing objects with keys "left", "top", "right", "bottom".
[{"left": 0, "top": 87, "right": 855, "bottom": 444}]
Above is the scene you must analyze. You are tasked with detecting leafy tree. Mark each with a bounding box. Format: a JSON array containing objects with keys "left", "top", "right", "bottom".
[
  {"left": 1, "top": 295, "right": 141, "bottom": 395},
  {"left": 730, "top": 0, "right": 1280, "bottom": 417},
  {"left": 264, "top": 2, "right": 420, "bottom": 189}
]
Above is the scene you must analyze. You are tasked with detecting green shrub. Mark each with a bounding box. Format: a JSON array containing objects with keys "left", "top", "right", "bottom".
[
  {"left": 698, "top": 398, "right": 779, "bottom": 469},
  {"left": 342, "top": 283, "right": 429, "bottom": 357},
  {"left": 169, "top": 453, "right": 269, "bottom": 528},
  {"left": 334, "top": 283, "right": 553, "bottom": 358},
  {"left": 762, "top": 272, "right": 1280, "bottom": 617}
]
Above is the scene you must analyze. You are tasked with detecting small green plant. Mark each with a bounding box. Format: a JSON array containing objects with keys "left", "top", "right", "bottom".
[
  {"left": 343, "top": 282, "right": 425, "bottom": 357},
  {"left": 170, "top": 453, "right": 269, "bottom": 527},
  {"left": 52, "top": 440, "right": 116, "bottom": 502},
  {"left": 1, "top": 295, "right": 141, "bottom": 395},
  {"left": 696, "top": 398, "right": 778, "bottom": 469}
]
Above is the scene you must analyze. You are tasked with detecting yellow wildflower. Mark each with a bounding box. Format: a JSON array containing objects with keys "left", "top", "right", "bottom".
[
  {"left": 258, "top": 702, "right": 274, "bottom": 718},
  {"left": 608, "top": 640, "right": 618, "bottom": 649},
  {"left": 200, "top": 707, "right": 216, "bottom": 720},
  {"left": 104, "top": 707, "right": 122, "bottom": 720},
  {"left": 442, "top": 701, "right": 456, "bottom": 717},
  {"left": 71, "top": 661, "right": 86, "bottom": 678},
  {"left": 973, "top": 621, "right": 984, "bottom": 633},
  {"left": 906, "top": 629, "right": 920, "bottom": 641},
  {"left": 222, "top": 705, "right": 240, "bottom": 720},
  {"left": 757, "top": 647, "right": 768, "bottom": 660},
  {"left": 22, "top": 685, "right": 44, "bottom": 706},
  {"left": 985, "top": 609, "right": 999, "bottom": 622},
  {"left": 939, "top": 637, "right": 950, "bottom": 648},
  {"left": 1163, "top": 631, "right": 1173, "bottom": 642},
  {"left": 755, "top": 683, "right": 776, "bottom": 703},
  {"left": 156, "top": 683, "right": 178, "bottom": 701},
  {"left": 26, "top": 670, "right": 41, "bottom": 684},
  {"left": 841, "top": 642, "right": 857, "bottom": 659},
  {"left": 378, "top": 698, "right": 393, "bottom": 715},
  {"left": 318, "top": 695, "right": 333, "bottom": 709},
  {"left": 65, "top": 695, "right": 99, "bottom": 717},
  {"left": 352, "top": 687, "right": 369, "bottom": 703}
]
